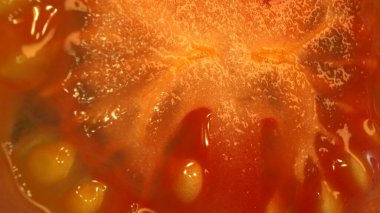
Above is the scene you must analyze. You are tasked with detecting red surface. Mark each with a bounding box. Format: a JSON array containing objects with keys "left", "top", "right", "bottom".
[{"left": 0, "top": 0, "right": 379, "bottom": 212}]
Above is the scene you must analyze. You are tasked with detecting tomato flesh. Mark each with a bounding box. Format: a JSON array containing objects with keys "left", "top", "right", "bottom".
[{"left": 0, "top": 0, "right": 380, "bottom": 212}]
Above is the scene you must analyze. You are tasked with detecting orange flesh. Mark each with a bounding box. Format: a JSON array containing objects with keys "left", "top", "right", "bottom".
[{"left": 0, "top": 0, "right": 380, "bottom": 212}]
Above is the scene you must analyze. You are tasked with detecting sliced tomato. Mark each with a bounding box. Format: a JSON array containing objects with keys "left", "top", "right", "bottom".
[{"left": 1, "top": 0, "right": 380, "bottom": 212}]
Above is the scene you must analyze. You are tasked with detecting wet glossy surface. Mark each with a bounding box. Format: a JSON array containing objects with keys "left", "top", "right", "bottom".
[{"left": 0, "top": 0, "right": 380, "bottom": 212}]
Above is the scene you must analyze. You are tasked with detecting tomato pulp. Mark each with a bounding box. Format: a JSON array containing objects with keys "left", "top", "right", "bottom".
[{"left": 0, "top": 0, "right": 380, "bottom": 212}]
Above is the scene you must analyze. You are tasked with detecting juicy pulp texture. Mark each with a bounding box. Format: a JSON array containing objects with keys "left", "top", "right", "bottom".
[
  {"left": 62, "top": 0, "right": 380, "bottom": 211},
  {"left": 0, "top": 0, "right": 380, "bottom": 212}
]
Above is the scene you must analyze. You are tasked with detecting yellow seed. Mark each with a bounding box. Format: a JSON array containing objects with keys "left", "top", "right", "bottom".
[
  {"left": 0, "top": 0, "right": 29, "bottom": 15},
  {"left": 320, "top": 181, "right": 342, "bottom": 213},
  {"left": 66, "top": 180, "right": 107, "bottom": 213},
  {"left": 265, "top": 191, "right": 285, "bottom": 213},
  {"left": 25, "top": 141, "right": 75, "bottom": 185},
  {"left": 174, "top": 160, "right": 203, "bottom": 203},
  {"left": 348, "top": 155, "right": 370, "bottom": 191}
]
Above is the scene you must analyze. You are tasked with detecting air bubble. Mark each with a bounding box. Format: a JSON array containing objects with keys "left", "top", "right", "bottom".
[
  {"left": 131, "top": 203, "right": 156, "bottom": 213},
  {"left": 331, "top": 158, "right": 348, "bottom": 171},
  {"left": 2, "top": 141, "right": 13, "bottom": 155},
  {"left": 81, "top": 105, "right": 126, "bottom": 137}
]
